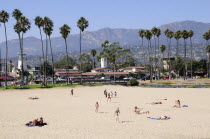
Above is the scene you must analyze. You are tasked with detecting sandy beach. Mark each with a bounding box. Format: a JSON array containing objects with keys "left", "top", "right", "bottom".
[{"left": 0, "top": 86, "right": 210, "bottom": 139}]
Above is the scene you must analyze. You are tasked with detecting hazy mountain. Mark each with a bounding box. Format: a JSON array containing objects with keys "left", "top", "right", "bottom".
[{"left": 0, "top": 20, "right": 210, "bottom": 58}]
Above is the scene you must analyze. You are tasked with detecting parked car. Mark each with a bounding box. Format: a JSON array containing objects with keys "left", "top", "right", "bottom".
[
  {"left": 123, "top": 77, "right": 133, "bottom": 80},
  {"left": 57, "top": 77, "right": 66, "bottom": 81},
  {"left": 163, "top": 77, "right": 169, "bottom": 80},
  {"left": 100, "top": 77, "right": 110, "bottom": 80}
]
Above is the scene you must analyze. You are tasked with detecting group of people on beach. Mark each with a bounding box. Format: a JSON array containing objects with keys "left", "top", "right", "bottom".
[
  {"left": 25, "top": 117, "right": 46, "bottom": 127},
  {"left": 104, "top": 89, "right": 117, "bottom": 102}
]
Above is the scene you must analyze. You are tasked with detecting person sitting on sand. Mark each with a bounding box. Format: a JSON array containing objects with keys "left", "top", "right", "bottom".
[
  {"left": 115, "top": 107, "right": 120, "bottom": 122},
  {"left": 173, "top": 100, "right": 181, "bottom": 108},
  {"left": 95, "top": 102, "right": 99, "bottom": 113},
  {"left": 147, "top": 102, "right": 162, "bottom": 105},
  {"left": 25, "top": 117, "right": 46, "bottom": 127},
  {"left": 107, "top": 93, "right": 111, "bottom": 102},
  {"left": 28, "top": 97, "right": 39, "bottom": 100}
]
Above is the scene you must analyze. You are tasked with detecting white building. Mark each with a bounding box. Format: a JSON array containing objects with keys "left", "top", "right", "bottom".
[
  {"left": 18, "top": 54, "right": 27, "bottom": 70},
  {"left": 101, "top": 57, "right": 107, "bottom": 68}
]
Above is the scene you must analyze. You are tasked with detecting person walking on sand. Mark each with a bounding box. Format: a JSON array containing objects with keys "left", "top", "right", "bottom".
[
  {"left": 115, "top": 107, "right": 120, "bottom": 122},
  {"left": 107, "top": 93, "right": 111, "bottom": 102},
  {"left": 70, "top": 89, "right": 74, "bottom": 96},
  {"left": 104, "top": 89, "right": 107, "bottom": 98},
  {"left": 115, "top": 91, "right": 117, "bottom": 97},
  {"left": 95, "top": 102, "right": 99, "bottom": 113}
]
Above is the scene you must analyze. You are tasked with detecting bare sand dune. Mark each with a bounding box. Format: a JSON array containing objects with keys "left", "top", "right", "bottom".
[{"left": 0, "top": 86, "right": 210, "bottom": 139}]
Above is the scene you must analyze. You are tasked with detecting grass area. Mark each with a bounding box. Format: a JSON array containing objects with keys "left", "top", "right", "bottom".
[
  {"left": 0, "top": 83, "right": 104, "bottom": 90},
  {"left": 183, "top": 85, "right": 196, "bottom": 88}
]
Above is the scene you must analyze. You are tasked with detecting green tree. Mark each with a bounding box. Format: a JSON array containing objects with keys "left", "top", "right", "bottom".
[
  {"left": 144, "top": 30, "right": 153, "bottom": 82},
  {"left": 78, "top": 53, "right": 92, "bottom": 72},
  {"left": 203, "top": 32, "right": 210, "bottom": 45},
  {"left": 60, "top": 24, "right": 71, "bottom": 84},
  {"left": 40, "top": 62, "right": 54, "bottom": 76},
  {"left": 174, "top": 30, "right": 181, "bottom": 58},
  {"left": 160, "top": 45, "right": 166, "bottom": 71},
  {"left": 43, "top": 17, "right": 55, "bottom": 83},
  {"left": 54, "top": 56, "right": 77, "bottom": 69},
  {"left": 173, "top": 57, "right": 184, "bottom": 77},
  {"left": 181, "top": 30, "right": 189, "bottom": 80},
  {"left": 90, "top": 49, "right": 97, "bottom": 69},
  {"left": 0, "top": 10, "right": 9, "bottom": 88},
  {"left": 77, "top": 17, "right": 89, "bottom": 71},
  {"left": 34, "top": 16, "right": 45, "bottom": 82},
  {"left": 188, "top": 30, "right": 194, "bottom": 78}
]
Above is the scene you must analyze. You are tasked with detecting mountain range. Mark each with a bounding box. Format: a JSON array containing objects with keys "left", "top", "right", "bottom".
[{"left": 0, "top": 20, "right": 210, "bottom": 62}]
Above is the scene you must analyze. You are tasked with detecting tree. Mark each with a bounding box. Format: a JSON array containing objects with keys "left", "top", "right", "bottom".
[
  {"left": 0, "top": 10, "right": 9, "bottom": 88},
  {"left": 174, "top": 30, "right": 181, "bottom": 58},
  {"left": 34, "top": 16, "right": 45, "bottom": 83},
  {"left": 181, "top": 30, "right": 189, "bottom": 80},
  {"left": 144, "top": 30, "right": 153, "bottom": 82},
  {"left": 78, "top": 53, "right": 92, "bottom": 72},
  {"left": 40, "top": 62, "right": 54, "bottom": 76},
  {"left": 203, "top": 32, "right": 210, "bottom": 45},
  {"left": 60, "top": 24, "right": 71, "bottom": 84},
  {"left": 160, "top": 45, "right": 166, "bottom": 70},
  {"left": 173, "top": 57, "right": 184, "bottom": 77},
  {"left": 98, "top": 40, "right": 130, "bottom": 82},
  {"left": 138, "top": 29, "right": 145, "bottom": 66},
  {"left": 156, "top": 28, "right": 161, "bottom": 80},
  {"left": 54, "top": 56, "right": 77, "bottom": 69},
  {"left": 77, "top": 17, "right": 89, "bottom": 71},
  {"left": 43, "top": 17, "right": 55, "bottom": 84},
  {"left": 206, "top": 45, "right": 210, "bottom": 78},
  {"left": 188, "top": 30, "right": 194, "bottom": 78},
  {"left": 90, "top": 49, "right": 97, "bottom": 69},
  {"left": 151, "top": 27, "right": 158, "bottom": 80},
  {"left": 165, "top": 29, "right": 173, "bottom": 80}
]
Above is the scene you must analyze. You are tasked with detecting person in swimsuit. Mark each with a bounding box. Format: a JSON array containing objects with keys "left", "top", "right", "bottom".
[
  {"left": 173, "top": 100, "right": 181, "bottom": 108},
  {"left": 111, "top": 92, "right": 114, "bottom": 98},
  {"left": 147, "top": 102, "right": 162, "bottom": 104},
  {"left": 104, "top": 89, "right": 107, "bottom": 98},
  {"left": 107, "top": 93, "right": 111, "bottom": 102},
  {"left": 115, "top": 107, "right": 120, "bottom": 122},
  {"left": 134, "top": 106, "right": 149, "bottom": 114},
  {"left": 95, "top": 102, "right": 99, "bottom": 113},
  {"left": 115, "top": 91, "right": 117, "bottom": 97}
]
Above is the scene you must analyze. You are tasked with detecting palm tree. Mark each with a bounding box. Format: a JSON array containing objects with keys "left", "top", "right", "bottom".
[
  {"left": 0, "top": 10, "right": 9, "bottom": 88},
  {"left": 90, "top": 49, "right": 97, "bottom": 69},
  {"left": 206, "top": 45, "right": 210, "bottom": 78},
  {"left": 138, "top": 29, "right": 145, "bottom": 66},
  {"left": 165, "top": 29, "right": 173, "bottom": 80},
  {"left": 12, "top": 9, "right": 22, "bottom": 21},
  {"left": 188, "top": 30, "right": 194, "bottom": 79},
  {"left": 19, "top": 16, "right": 31, "bottom": 85},
  {"left": 151, "top": 27, "right": 158, "bottom": 80},
  {"left": 60, "top": 24, "right": 71, "bottom": 85},
  {"left": 156, "top": 28, "right": 161, "bottom": 80},
  {"left": 203, "top": 32, "right": 210, "bottom": 45},
  {"left": 77, "top": 17, "right": 89, "bottom": 71},
  {"left": 160, "top": 45, "right": 166, "bottom": 71},
  {"left": 174, "top": 30, "right": 181, "bottom": 58},
  {"left": 181, "top": 30, "right": 189, "bottom": 80},
  {"left": 34, "top": 16, "right": 45, "bottom": 83},
  {"left": 43, "top": 18, "right": 54, "bottom": 84},
  {"left": 144, "top": 30, "right": 152, "bottom": 82}
]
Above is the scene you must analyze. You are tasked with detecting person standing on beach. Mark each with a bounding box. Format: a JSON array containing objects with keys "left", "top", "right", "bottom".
[
  {"left": 115, "top": 107, "right": 120, "bottom": 122},
  {"left": 95, "top": 102, "right": 99, "bottom": 113},
  {"left": 104, "top": 89, "right": 107, "bottom": 97},
  {"left": 107, "top": 93, "right": 111, "bottom": 102},
  {"left": 115, "top": 91, "right": 117, "bottom": 97},
  {"left": 70, "top": 89, "right": 74, "bottom": 96},
  {"left": 111, "top": 91, "right": 114, "bottom": 98}
]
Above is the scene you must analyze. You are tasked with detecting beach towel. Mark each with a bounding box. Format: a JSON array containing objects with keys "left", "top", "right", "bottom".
[
  {"left": 148, "top": 117, "right": 170, "bottom": 120},
  {"left": 182, "top": 105, "right": 188, "bottom": 107}
]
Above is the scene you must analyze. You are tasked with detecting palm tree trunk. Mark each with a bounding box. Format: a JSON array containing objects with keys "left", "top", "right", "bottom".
[
  {"left": 157, "top": 37, "right": 160, "bottom": 80},
  {"left": 21, "top": 33, "right": 24, "bottom": 86},
  {"left": 39, "top": 27, "right": 45, "bottom": 84},
  {"left": 169, "top": 39, "right": 172, "bottom": 80},
  {"left": 142, "top": 38, "right": 146, "bottom": 66},
  {"left": 149, "top": 40, "right": 152, "bottom": 83},
  {"left": 45, "top": 34, "right": 48, "bottom": 84},
  {"left": 154, "top": 36, "right": 157, "bottom": 80},
  {"left": 49, "top": 36, "right": 55, "bottom": 84},
  {"left": 3, "top": 23, "right": 8, "bottom": 88},
  {"left": 184, "top": 39, "right": 187, "bottom": 80},
  {"left": 79, "top": 30, "right": 82, "bottom": 84},
  {"left": 176, "top": 39, "right": 179, "bottom": 58},
  {"left": 64, "top": 39, "right": 69, "bottom": 85},
  {"left": 190, "top": 37, "right": 193, "bottom": 79}
]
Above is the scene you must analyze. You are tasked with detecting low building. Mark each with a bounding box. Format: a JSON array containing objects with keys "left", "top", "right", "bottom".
[{"left": 91, "top": 68, "right": 113, "bottom": 73}]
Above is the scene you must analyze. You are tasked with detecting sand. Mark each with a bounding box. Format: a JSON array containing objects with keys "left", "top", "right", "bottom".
[{"left": 0, "top": 86, "right": 210, "bottom": 139}]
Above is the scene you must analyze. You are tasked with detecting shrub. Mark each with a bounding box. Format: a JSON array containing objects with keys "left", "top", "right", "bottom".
[{"left": 127, "top": 78, "right": 139, "bottom": 86}]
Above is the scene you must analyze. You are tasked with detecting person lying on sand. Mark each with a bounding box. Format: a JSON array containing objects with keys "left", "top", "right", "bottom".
[
  {"left": 25, "top": 117, "right": 47, "bottom": 127},
  {"left": 134, "top": 106, "right": 149, "bottom": 114},
  {"left": 147, "top": 102, "right": 162, "bottom": 105},
  {"left": 147, "top": 116, "right": 171, "bottom": 120},
  {"left": 173, "top": 100, "right": 181, "bottom": 108},
  {"left": 28, "top": 97, "right": 39, "bottom": 100}
]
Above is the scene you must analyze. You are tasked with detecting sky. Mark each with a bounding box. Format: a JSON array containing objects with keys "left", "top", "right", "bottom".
[{"left": 0, "top": 0, "right": 210, "bottom": 42}]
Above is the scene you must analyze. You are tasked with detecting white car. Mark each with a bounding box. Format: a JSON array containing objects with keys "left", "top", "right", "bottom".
[
  {"left": 123, "top": 77, "right": 133, "bottom": 80},
  {"left": 100, "top": 77, "right": 110, "bottom": 80}
]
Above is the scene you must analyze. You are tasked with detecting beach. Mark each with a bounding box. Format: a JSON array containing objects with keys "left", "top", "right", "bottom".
[{"left": 0, "top": 86, "right": 210, "bottom": 139}]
